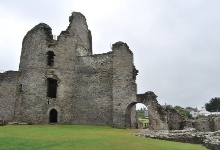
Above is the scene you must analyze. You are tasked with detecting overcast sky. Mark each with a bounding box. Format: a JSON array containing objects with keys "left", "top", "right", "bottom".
[{"left": 0, "top": 0, "right": 220, "bottom": 109}]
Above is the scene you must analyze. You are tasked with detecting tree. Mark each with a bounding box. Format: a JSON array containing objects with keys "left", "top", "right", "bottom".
[
  {"left": 174, "top": 106, "right": 192, "bottom": 118},
  {"left": 165, "top": 105, "right": 173, "bottom": 109},
  {"left": 136, "top": 108, "right": 145, "bottom": 119},
  {"left": 205, "top": 97, "right": 220, "bottom": 112}
]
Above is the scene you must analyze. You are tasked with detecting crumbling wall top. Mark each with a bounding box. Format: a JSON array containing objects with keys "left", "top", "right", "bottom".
[
  {"left": 112, "top": 41, "right": 133, "bottom": 55},
  {"left": 58, "top": 11, "right": 92, "bottom": 56},
  {"left": 22, "top": 23, "right": 53, "bottom": 46},
  {"left": 69, "top": 12, "right": 87, "bottom": 24},
  {"left": 64, "top": 11, "right": 89, "bottom": 34}
]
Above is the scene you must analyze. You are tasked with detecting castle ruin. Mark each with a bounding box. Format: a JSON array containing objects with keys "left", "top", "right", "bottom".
[{"left": 0, "top": 12, "right": 173, "bottom": 129}]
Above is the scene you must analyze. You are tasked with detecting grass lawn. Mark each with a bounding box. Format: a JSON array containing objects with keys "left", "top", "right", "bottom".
[
  {"left": 138, "top": 118, "right": 149, "bottom": 123},
  {"left": 138, "top": 118, "right": 149, "bottom": 128},
  {"left": 0, "top": 125, "right": 206, "bottom": 150},
  {"left": 138, "top": 118, "right": 149, "bottom": 124}
]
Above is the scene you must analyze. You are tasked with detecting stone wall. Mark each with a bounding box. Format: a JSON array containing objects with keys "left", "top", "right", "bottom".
[
  {"left": 8, "top": 12, "right": 139, "bottom": 128},
  {"left": 193, "top": 118, "right": 214, "bottom": 132},
  {"left": 130, "top": 105, "right": 138, "bottom": 128},
  {"left": 112, "top": 42, "right": 137, "bottom": 128},
  {"left": 0, "top": 11, "right": 154, "bottom": 128},
  {"left": 0, "top": 71, "right": 19, "bottom": 121},
  {"left": 136, "top": 92, "right": 168, "bottom": 130},
  {"left": 134, "top": 129, "right": 220, "bottom": 150},
  {"left": 2, "top": 11, "right": 217, "bottom": 131},
  {"left": 165, "top": 107, "right": 185, "bottom": 130},
  {"left": 15, "top": 12, "right": 92, "bottom": 124},
  {"left": 191, "top": 116, "right": 220, "bottom": 132},
  {"left": 214, "top": 117, "right": 220, "bottom": 131},
  {"left": 73, "top": 53, "right": 113, "bottom": 125}
]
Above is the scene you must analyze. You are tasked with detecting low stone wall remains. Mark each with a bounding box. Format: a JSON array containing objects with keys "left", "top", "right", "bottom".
[{"left": 133, "top": 128, "right": 220, "bottom": 150}]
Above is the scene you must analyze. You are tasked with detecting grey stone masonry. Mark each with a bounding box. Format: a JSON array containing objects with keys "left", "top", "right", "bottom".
[
  {"left": 0, "top": 12, "right": 142, "bottom": 128},
  {"left": 0, "top": 71, "right": 19, "bottom": 121},
  {"left": 134, "top": 129, "right": 220, "bottom": 150},
  {"left": 0, "top": 11, "right": 197, "bottom": 130}
]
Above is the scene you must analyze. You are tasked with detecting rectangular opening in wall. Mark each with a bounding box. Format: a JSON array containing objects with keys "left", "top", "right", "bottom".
[
  {"left": 19, "top": 84, "right": 22, "bottom": 92},
  {"left": 47, "top": 78, "right": 57, "bottom": 98},
  {"left": 47, "top": 51, "right": 55, "bottom": 66}
]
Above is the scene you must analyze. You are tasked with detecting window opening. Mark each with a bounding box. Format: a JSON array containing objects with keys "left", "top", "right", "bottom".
[
  {"left": 19, "top": 84, "right": 22, "bottom": 92},
  {"left": 47, "top": 51, "right": 55, "bottom": 66},
  {"left": 47, "top": 78, "right": 57, "bottom": 98}
]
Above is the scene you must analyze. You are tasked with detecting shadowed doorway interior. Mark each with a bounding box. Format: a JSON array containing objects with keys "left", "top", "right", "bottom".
[{"left": 49, "top": 109, "right": 57, "bottom": 123}]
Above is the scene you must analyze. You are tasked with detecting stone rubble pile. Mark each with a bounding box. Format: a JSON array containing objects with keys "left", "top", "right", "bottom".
[
  {"left": 133, "top": 128, "right": 220, "bottom": 150},
  {"left": 203, "top": 131, "right": 220, "bottom": 150}
]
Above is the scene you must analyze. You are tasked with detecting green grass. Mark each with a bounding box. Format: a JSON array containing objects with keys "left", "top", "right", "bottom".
[
  {"left": 0, "top": 125, "right": 206, "bottom": 150},
  {"left": 138, "top": 118, "right": 149, "bottom": 127},
  {"left": 139, "top": 118, "right": 149, "bottom": 124}
]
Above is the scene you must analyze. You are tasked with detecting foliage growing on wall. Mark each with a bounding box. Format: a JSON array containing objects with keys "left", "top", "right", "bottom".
[{"left": 174, "top": 106, "right": 192, "bottom": 118}]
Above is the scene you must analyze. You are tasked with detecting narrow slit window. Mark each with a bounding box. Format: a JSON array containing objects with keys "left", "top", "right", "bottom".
[
  {"left": 47, "top": 51, "right": 55, "bottom": 66},
  {"left": 47, "top": 78, "right": 57, "bottom": 98},
  {"left": 19, "top": 84, "right": 22, "bottom": 92}
]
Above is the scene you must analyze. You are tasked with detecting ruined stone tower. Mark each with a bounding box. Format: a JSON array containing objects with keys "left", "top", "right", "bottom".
[{"left": 0, "top": 12, "right": 170, "bottom": 129}]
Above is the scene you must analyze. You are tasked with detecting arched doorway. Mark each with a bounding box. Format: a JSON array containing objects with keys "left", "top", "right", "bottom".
[
  {"left": 49, "top": 109, "right": 58, "bottom": 123},
  {"left": 125, "top": 102, "right": 148, "bottom": 129},
  {"left": 125, "top": 92, "right": 169, "bottom": 130}
]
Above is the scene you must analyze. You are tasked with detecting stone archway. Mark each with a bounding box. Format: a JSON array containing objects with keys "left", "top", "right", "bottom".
[
  {"left": 49, "top": 109, "right": 58, "bottom": 123},
  {"left": 125, "top": 102, "right": 137, "bottom": 129},
  {"left": 125, "top": 102, "right": 148, "bottom": 129},
  {"left": 125, "top": 91, "right": 168, "bottom": 130}
]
